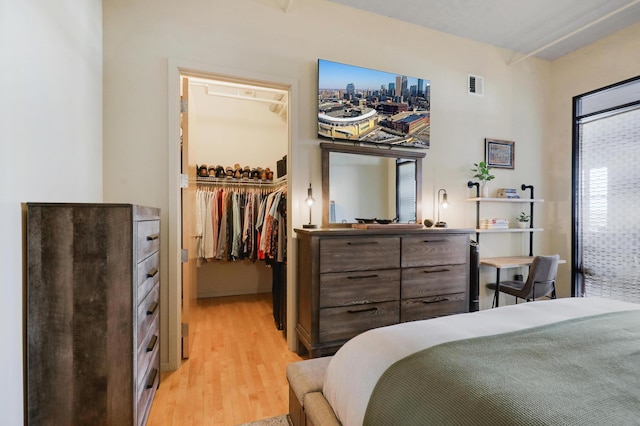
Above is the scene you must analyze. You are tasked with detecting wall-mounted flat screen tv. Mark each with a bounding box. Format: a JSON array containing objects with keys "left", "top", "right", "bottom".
[{"left": 318, "top": 59, "right": 430, "bottom": 149}]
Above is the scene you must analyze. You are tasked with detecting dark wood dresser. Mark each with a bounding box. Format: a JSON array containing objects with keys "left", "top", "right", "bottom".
[
  {"left": 27, "top": 203, "right": 160, "bottom": 426},
  {"left": 295, "top": 227, "right": 472, "bottom": 357}
]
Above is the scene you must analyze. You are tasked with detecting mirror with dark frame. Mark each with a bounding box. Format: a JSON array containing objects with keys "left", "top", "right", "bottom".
[{"left": 321, "top": 142, "right": 425, "bottom": 227}]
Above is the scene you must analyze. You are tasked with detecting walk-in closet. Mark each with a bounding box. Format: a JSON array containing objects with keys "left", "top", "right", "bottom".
[{"left": 180, "top": 74, "right": 290, "bottom": 352}]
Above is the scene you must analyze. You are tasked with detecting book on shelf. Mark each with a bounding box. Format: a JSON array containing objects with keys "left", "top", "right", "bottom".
[
  {"left": 480, "top": 218, "right": 510, "bottom": 229},
  {"left": 496, "top": 188, "right": 520, "bottom": 199}
]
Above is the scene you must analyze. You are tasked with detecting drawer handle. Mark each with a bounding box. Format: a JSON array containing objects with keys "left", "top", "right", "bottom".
[
  {"left": 347, "top": 307, "right": 378, "bottom": 314},
  {"left": 146, "top": 267, "right": 159, "bottom": 278},
  {"left": 146, "top": 368, "right": 158, "bottom": 389},
  {"left": 423, "top": 268, "right": 450, "bottom": 274},
  {"left": 422, "top": 239, "right": 446, "bottom": 243},
  {"left": 346, "top": 241, "right": 379, "bottom": 246},
  {"left": 147, "top": 234, "right": 159, "bottom": 241},
  {"left": 422, "top": 298, "right": 448, "bottom": 304},
  {"left": 147, "top": 301, "right": 159, "bottom": 315},
  {"left": 348, "top": 274, "right": 379, "bottom": 280},
  {"left": 146, "top": 335, "right": 158, "bottom": 352}
]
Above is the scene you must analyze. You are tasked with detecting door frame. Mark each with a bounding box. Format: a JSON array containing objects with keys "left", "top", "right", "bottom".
[{"left": 167, "top": 58, "right": 299, "bottom": 370}]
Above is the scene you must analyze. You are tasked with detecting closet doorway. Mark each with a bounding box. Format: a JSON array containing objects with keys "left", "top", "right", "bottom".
[{"left": 178, "top": 71, "right": 290, "bottom": 361}]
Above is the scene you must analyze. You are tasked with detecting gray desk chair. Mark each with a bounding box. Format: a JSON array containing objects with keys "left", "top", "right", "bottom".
[{"left": 498, "top": 254, "right": 560, "bottom": 303}]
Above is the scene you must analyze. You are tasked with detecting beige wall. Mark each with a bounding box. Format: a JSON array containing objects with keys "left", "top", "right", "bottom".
[
  {"left": 1, "top": 0, "right": 103, "bottom": 423},
  {"left": 548, "top": 21, "right": 640, "bottom": 298}
]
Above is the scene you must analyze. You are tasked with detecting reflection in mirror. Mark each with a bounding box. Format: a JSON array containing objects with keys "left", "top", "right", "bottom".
[
  {"left": 329, "top": 153, "right": 396, "bottom": 223},
  {"left": 321, "top": 143, "right": 425, "bottom": 227},
  {"left": 397, "top": 159, "right": 417, "bottom": 222}
]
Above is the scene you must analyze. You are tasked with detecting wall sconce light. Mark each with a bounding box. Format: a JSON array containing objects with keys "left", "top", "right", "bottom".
[
  {"left": 303, "top": 183, "right": 317, "bottom": 229},
  {"left": 435, "top": 188, "right": 448, "bottom": 228}
]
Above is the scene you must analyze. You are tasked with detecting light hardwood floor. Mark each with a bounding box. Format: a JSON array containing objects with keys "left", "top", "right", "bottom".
[{"left": 146, "top": 293, "right": 304, "bottom": 426}]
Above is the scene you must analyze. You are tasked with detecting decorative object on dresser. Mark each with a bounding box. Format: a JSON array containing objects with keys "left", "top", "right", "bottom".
[
  {"left": 434, "top": 188, "right": 449, "bottom": 228},
  {"left": 303, "top": 183, "right": 317, "bottom": 229},
  {"left": 26, "top": 203, "right": 160, "bottom": 426},
  {"left": 295, "top": 227, "right": 472, "bottom": 358}
]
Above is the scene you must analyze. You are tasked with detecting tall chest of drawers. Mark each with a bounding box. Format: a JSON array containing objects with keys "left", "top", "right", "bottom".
[
  {"left": 295, "top": 228, "right": 471, "bottom": 358},
  {"left": 27, "top": 203, "right": 161, "bottom": 426}
]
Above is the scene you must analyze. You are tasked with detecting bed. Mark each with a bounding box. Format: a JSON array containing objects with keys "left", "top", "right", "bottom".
[{"left": 287, "top": 297, "right": 640, "bottom": 426}]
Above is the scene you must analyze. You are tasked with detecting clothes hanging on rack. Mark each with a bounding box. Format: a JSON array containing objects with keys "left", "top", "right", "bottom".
[{"left": 195, "top": 181, "right": 286, "bottom": 264}]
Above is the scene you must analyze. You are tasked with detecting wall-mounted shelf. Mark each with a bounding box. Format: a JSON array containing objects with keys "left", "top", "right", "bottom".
[
  {"left": 475, "top": 228, "right": 544, "bottom": 233},
  {"left": 467, "top": 182, "right": 541, "bottom": 256},
  {"left": 467, "top": 197, "right": 544, "bottom": 203}
]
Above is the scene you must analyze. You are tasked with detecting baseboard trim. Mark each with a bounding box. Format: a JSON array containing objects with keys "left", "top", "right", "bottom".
[{"left": 198, "top": 290, "right": 272, "bottom": 298}]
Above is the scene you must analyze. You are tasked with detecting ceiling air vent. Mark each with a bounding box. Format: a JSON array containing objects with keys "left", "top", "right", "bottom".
[{"left": 468, "top": 74, "right": 484, "bottom": 96}]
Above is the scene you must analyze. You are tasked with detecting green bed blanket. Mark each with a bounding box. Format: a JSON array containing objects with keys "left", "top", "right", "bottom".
[{"left": 364, "top": 309, "right": 640, "bottom": 425}]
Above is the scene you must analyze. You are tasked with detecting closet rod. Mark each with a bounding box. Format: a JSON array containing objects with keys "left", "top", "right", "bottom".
[{"left": 196, "top": 176, "right": 286, "bottom": 188}]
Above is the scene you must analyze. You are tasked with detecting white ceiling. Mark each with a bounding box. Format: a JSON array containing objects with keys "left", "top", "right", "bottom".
[{"left": 325, "top": 0, "right": 640, "bottom": 61}]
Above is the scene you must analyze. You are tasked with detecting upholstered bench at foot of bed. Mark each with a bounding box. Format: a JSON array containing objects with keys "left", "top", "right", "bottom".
[{"left": 286, "top": 356, "right": 341, "bottom": 426}]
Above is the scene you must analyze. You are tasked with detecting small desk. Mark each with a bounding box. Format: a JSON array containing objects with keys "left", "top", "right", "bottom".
[{"left": 480, "top": 256, "right": 566, "bottom": 308}]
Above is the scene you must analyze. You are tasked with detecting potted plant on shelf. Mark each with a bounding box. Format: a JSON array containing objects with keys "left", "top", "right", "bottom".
[
  {"left": 470, "top": 161, "right": 495, "bottom": 197},
  {"left": 517, "top": 211, "right": 530, "bottom": 228}
]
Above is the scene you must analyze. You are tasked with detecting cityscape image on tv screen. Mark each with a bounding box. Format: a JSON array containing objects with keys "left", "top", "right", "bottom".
[{"left": 318, "top": 59, "right": 430, "bottom": 148}]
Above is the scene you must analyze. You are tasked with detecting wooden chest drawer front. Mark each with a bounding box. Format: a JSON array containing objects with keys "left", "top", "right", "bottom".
[
  {"left": 137, "top": 350, "right": 159, "bottom": 426},
  {"left": 319, "top": 269, "right": 400, "bottom": 308},
  {"left": 137, "top": 251, "right": 159, "bottom": 304},
  {"left": 319, "top": 301, "right": 399, "bottom": 343},
  {"left": 136, "top": 220, "right": 160, "bottom": 262},
  {"left": 320, "top": 237, "right": 400, "bottom": 273},
  {"left": 136, "top": 316, "right": 159, "bottom": 391},
  {"left": 401, "top": 264, "right": 467, "bottom": 299},
  {"left": 400, "top": 293, "right": 467, "bottom": 323},
  {"left": 137, "top": 284, "right": 160, "bottom": 348},
  {"left": 401, "top": 235, "right": 468, "bottom": 268}
]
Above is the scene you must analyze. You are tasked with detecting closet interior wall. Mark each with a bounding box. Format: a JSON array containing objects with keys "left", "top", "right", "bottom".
[{"left": 188, "top": 76, "right": 288, "bottom": 298}]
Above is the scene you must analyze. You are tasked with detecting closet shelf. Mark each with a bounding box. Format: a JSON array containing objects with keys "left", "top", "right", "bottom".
[{"left": 197, "top": 175, "right": 286, "bottom": 187}]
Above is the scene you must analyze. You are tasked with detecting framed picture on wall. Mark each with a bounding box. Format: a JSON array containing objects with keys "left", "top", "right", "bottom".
[{"left": 485, "top": 138, "right": 514, "bottom": 169}]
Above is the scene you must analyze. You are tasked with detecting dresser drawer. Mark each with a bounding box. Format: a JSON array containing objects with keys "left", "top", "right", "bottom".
[
  {"left": 136, "top": 220, "right": 160, "bottom": 262},
  {"left": 319, "top": 269, "right": 400, "bottom": 308},
  {"left": 319, "top": 237, "right": 400, "bottom": 273},
  {"left": 136, "top": 350, "right": 159, "bottom": 426},
  {"left": 401, "top": 264, "right": 467, "bottom": 299},
  {"left": 137, "top": 251, "right": 159, "bottom": 304},
  {"left": 137, "top": 284, "right": 160, "bottom": 348},
  {"left": 137, "top": 316, "right": 159, "bottom": 391},
  {"left": 319, "top": 301, "right": 399, "bottom": 343},
  {"left": 401, "top": 234, "right": 467, "bottom": 268},
  {"left": 400, "top": 293, "right": 467, "bottom": 323}
]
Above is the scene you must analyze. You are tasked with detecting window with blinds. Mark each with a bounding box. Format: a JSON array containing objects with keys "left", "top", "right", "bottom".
[
  {"left": 397, "top": 159, "right": 417, "bottom": 223},
  {"left": 574, "top": 76, "right": 640, "bottom": 302}
]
